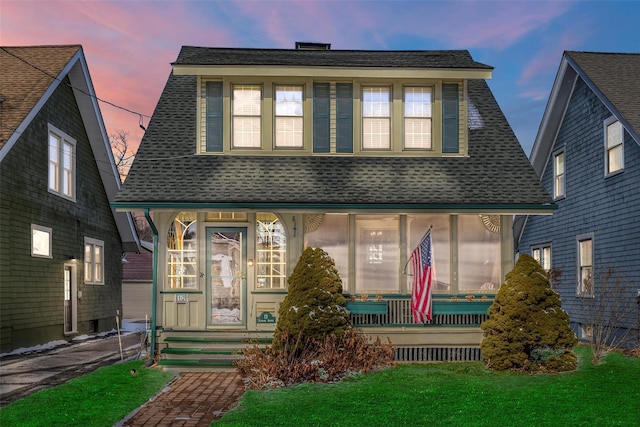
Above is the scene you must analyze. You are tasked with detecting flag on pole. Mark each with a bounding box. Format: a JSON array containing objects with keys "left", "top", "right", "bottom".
[{"left": 410, "top": 228, "right": 435, "bottom": 323}]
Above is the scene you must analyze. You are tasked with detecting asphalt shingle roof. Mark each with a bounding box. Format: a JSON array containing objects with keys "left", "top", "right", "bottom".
[
  {"left": 566, "top": 51, "right": 640, "bottom": 138},
  {"left": 116, "top": 47, "right": 550, "bottom": 210},
  {"left": 0, "top": 45, "right": 81, "bottom": 148},
  {"left": 174, "top": 46, "right": 494, "bottom": 70}
]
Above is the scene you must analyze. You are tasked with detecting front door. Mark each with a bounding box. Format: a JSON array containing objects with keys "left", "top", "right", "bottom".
[
  {"left": 63, "top": 264, "right": 76, "bottom": 333},
  {"left": 206, "top": 228, "right": 246, "bottom": 326}
]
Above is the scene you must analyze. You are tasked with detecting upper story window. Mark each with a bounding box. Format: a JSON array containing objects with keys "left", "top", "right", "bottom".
[
  {"left": 404, "top": 87, "right": 432, "bottom": 149},
  {"left": 232, "top": 84, "right": 262, "bottom": 148},
  {"left": 84, "top": 237, "right": 104, "bottom": 285},
  {"left": 553, "top": 150, "right": 565, "bottom": 199},
  {"left": 48, "top": 125, "right": 75, "bottom": 201},
  {"left": 362, "top": 86, "right": 391, "bottom": 150},
  {"left": 201, "top": 79, "right": 463, "bottom": 156},
  {"left": 275, "top": 85, "right": 304, "bottom": 148},
  {"left": 604, "top": 117, "right": 623, "bottom": 175}
]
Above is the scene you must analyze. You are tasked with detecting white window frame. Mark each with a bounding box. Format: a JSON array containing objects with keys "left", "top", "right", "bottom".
[
  {"left": 84, "top": 237, "right": 105, "bottom": 285},
  {"left": 362, "top": 86, "right": 391, "bottom": 150},
  {"left": 274, "top": 85, "right": 304, "bottom": 148},
  {"left": 576, "top": 233, "right": 593, "bottom": 297},
  {"left": 604, "top": 116, "right": 624, "bottom": 176},
  {"left": 31, "top": 224, "right": 53, "bottom": 258},
  {"left": 553, "top": 149, "right": 565, "bottom": 199},
  {"left": 404, "top": 86, "right": 432, "bottom": 149},
  {"left": 531, "top": 243, "right": 551, "bottom": 271},
  {"left": 232, "top": 84, "right": 262, "bottom": 148},
  {"left": 48, "top": 124, "right": 76, "bottom": 201}
]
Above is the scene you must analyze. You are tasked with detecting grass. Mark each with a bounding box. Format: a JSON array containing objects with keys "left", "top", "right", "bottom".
[
  {"left": 0, "top": 360, "right": 174, "bottom": 427},
  {"left": 216, "top": 346, "right": 640, "bottom": 426}
]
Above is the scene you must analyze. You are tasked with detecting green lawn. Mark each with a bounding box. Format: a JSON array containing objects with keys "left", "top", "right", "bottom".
[
  {"left": 217, "top": 347, "right": 640, "bottom": 426},
  {"left": 0, "top": 360, "right": 174, "bottom": 427}
]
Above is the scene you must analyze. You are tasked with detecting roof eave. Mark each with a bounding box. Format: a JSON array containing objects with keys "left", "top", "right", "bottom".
[{"left": 172, "top": 64, "right": 493, "bottom": 80}]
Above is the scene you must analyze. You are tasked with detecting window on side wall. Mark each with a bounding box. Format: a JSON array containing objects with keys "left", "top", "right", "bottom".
[
  {"left": 531, "top": 244, "right": 551, "bottom": 271},
  {"left": 232, "top": 84, "right": 262, "bottom": 148},
  {"left": 605, "top": 117, "right": 624, "bottom": 175},
  {"left": 404, "top": 87, "right": 432, "bottom": 149},
  {"left": 32, "top": 224, "right": 52, "bottom": 258},
  {"left": 577, "top": 234, "right": 593, "bottom": 297},
  {"left": 84, "top": 237, "right": 104, "bottom": 285},
  {"left": 48, "top": 125, "right": 76, "bottom": 201},
  {"left": 553, "top": 150, "right": 565, "bottom": 199},
  {"left": 275, "top": 85, "right": 304, "bottom": 148},
  {"left": 362, "top": 86, "right": 391, "bottom": 150}
]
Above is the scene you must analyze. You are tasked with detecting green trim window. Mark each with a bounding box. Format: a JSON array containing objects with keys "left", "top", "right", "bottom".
[
  {"left": 362, "top": 86, "right": 391, "bottom": 150},
  {"left": 84, "top": 237, "right": 104, "bottom": 285},
  {"left": 404, "top": 87, "right": 432, "bottom": 149},
  {"left": 554, "top": 150, "right": 565, "bottom": 199},
  {"left": 167, "top": 212, "right": 198, "bottom": 289},
  {"left": 48, "top": 125, "right": 75, "bottom": 201},
  {"left": 232, "top": 84, "right": 262, "bottom": 148},
  {"left": 275, "top": 85, "right": 304, "bottom": 148},
  {"left": 577, "top": 234, "right": 593, "bottom": 296},
  {"left": 256, "top": 213, "right": 287, "bottom": 289},
  {"left": 605, "top": 117, "right": 623, "bottom": 175}
]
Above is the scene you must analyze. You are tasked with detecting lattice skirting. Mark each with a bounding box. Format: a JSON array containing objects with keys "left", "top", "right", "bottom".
[{"left": 395, "top": 346, "right": 481, "bottom": 362}]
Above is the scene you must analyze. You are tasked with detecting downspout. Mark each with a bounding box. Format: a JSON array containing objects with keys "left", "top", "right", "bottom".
[{"left": 144, "top": 208, "right": 159, "bottom": 363}]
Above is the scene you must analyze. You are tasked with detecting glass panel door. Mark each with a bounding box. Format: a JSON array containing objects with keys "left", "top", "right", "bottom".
[{"left": 206, "top": 228, "right": 246, "bottom": 326}]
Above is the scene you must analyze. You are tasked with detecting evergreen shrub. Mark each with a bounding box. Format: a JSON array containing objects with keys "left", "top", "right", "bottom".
[{"left": 480, "top": 254, "right": 577, "bottom": 372}]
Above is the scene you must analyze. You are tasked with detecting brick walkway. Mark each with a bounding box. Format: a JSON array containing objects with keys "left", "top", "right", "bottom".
[{"left": 120, "top": 372, "right": 245, "bottom": 426}]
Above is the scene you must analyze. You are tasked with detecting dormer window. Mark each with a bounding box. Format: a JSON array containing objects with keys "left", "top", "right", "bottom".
[
  {"left": 362, "top": 86, "right": 391, "bottom": 150},
  {"left": 404, "top": 86, "right": 432, "bottom": 149},
  {"left": 275, "top": 85, "right": 304, "bottom": 148},
  {"left": 232, "top": 84, "right": 262, "bottom": 148}
]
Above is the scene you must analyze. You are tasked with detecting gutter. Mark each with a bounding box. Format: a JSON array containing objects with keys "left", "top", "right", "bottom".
[{"left": 144, "top": 209, "right": 159, "bottom": 364}]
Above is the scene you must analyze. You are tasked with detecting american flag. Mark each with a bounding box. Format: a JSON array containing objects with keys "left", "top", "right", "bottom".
[{"left": 410, "top": 229, "right": 435, "bottom": 323}]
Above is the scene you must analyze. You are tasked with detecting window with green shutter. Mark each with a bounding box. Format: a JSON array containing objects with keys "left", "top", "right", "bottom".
[
  {"left": 206, "top": 82, "right": 223, "bottom": 152},
  {"left": 313, "top": 83, "right": 330, "bottom": 153},
  {"left": 442, "top": 83, "right": 459, "bottom": 153}
]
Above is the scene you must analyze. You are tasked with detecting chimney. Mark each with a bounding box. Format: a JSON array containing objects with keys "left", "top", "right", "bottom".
[{"left": 295, "top": 42, "right": 331, "bottom": 50}]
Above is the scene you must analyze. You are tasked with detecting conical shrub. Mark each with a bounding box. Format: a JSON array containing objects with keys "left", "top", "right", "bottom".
[
  {"left": 480, "top": 254, "right": 577, "bottom": 372},
  {"left": 273, "top": 246, "right": 351, "bottom": 352}
]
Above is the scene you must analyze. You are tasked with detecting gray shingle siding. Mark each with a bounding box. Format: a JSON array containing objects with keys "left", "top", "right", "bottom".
[{"left": 519, "top": 77, "right": 640, "bottom": 344}]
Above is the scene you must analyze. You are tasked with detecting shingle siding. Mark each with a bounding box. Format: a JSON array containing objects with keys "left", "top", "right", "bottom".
[
  {"left": 519, "top": 77, "right": 640, "bottom": 344},
  {"left": 0, "top": 77, "right": 124, "bottom": 352}
]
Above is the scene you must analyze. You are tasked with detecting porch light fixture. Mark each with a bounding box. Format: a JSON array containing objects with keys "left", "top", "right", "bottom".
[
  {"left": 69, "top": 255, "right": 76, "bottom": 261},
  {"left": 248, "top": 259, "right": 254, "bottom": 267}
]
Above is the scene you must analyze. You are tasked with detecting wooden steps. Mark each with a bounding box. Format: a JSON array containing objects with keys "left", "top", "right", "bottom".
[{"left": 157, "top": 330, "right": 272, "bottom": 372}]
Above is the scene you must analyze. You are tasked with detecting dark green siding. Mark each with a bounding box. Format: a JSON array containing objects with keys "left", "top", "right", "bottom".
[{"left": 0, "top": 76, "right": 124, "bottom": 353}]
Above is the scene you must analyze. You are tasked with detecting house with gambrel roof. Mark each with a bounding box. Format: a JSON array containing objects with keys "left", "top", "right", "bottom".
[
  {"left": 114, "top": 43, "right": 554, "bottom": 369},
  {"left": 517, "top": 51, "right": 640, "bottom": 349},
  {"left": 0, "top": 45, "right": 140, "bottom": 353}
]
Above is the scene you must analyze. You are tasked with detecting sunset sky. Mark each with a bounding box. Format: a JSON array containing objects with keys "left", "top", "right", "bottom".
[{"left": 2, "top": 0, "right": 638, "bottom": 156}]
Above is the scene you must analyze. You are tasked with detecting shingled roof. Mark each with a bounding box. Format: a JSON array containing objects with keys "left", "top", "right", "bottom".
[
  {"left": 174, "top": 46, "right": 494, "bottom": 70},
  {"left": 0, "top": 45, "right": 81, "bottom": 149},
  {"left": 115, "top": 47, "right": 551, "bottom": 212}
]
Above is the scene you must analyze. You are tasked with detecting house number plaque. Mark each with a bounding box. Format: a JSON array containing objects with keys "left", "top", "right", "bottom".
[{"left": 175, "top": 293, "right": 189, "bottom": 304}]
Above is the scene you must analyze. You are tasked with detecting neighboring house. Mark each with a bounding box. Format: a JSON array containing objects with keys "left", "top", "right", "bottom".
[
  {"left": 517, "top": 51, "right": 640, "bottom": 348},
  {"left": 113, "top": 43, "right": 553, "bottom": 368},
  {"left": 122, "top": 241, "right": 153, "bottom": 320},
  {"left": 0, "top": 45, "right": 140, "bottom": 353}
]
